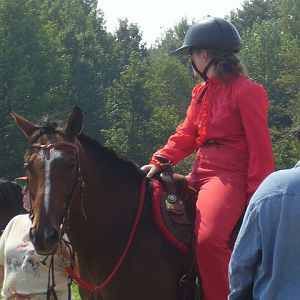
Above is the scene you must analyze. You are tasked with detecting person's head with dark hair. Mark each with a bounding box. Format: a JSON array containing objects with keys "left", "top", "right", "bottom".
[
  {"left": 0, "top": 179, "right": 26, "bottom": 232},
  {"left": 174, "top": 16, "right": 247, "bottom": 81},
  {"left": 0, "top": 179, "right": 23, "bottom": 208}
]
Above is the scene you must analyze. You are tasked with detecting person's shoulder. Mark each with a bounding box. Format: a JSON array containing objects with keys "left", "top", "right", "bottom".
[
  {"left": 263, "top": 165, "right": 300, "bottom": 188},
  {"left": 249, "top": 165, "right": 300, "bottom": 207},
  {"left": 229, "top": 75, "right": 265, "bottom": 93},
  {"left": 9, "top": 214, "right": 30, "bottom": 226},
  {"left": 1, "top": 214, "right": 29, "bottom": 238},
  {"left": 230, "top": 76, "right": 268, "bottom": 106}
]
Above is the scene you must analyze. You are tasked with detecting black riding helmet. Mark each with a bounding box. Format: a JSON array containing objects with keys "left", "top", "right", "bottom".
[{"left": 175, "top": 16, "right": 241, "bottom": 53}]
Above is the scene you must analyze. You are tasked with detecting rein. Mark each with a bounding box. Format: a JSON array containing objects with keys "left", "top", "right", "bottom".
[{"left": 65, "top": 177, "right": 147, "bottom": 293}]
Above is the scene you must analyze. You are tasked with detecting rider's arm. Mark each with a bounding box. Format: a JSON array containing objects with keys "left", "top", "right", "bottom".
[
  {"left": 151, "top": 90, "right": 200, "bottom": 166},
  {"left": 237, "top": 82, "right": 274, "bottom": 197}
]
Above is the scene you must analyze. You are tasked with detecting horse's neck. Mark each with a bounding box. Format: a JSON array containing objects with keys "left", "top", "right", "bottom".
[{"left": 70, "top": 148, "right": 140, "bottom": 274}]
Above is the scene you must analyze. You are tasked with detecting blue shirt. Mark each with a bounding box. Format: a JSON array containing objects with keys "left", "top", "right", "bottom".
[{"left": 228, "top": 161, "right": 300, "bottom": 300}]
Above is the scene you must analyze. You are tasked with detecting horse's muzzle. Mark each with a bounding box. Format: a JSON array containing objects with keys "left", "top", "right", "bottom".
[{"left": 29, "top": 226, "right": 60, "bottom": 255}]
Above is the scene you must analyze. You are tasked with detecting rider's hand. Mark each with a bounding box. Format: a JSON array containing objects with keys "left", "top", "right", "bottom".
[{"left": 141, "top": 164, "right": 160, "bottom": 178}]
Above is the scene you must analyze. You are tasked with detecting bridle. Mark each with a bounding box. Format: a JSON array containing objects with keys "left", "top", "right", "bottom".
[
  {"left": 26, "top": 139, "right": 147, "bottom": 295},
  {"left": 27, "top": 140, "right": 86, "bottom": 227},
  {"left": 27, "top": 140, "right": 84, "bottom": 300}
]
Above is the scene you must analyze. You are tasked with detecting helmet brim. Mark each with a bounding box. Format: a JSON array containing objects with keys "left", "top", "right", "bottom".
[{"left": 171, "top": 45, "right": 190, "bottom": 55}]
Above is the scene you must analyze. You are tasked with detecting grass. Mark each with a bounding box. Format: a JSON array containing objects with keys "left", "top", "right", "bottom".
[{"left": 72, "top": 283, "right": 81, "bottom": 299}]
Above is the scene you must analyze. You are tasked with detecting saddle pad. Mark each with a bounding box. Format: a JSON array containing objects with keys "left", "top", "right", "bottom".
[{"left": 151, "top": 179, "right": 193, "bottom": 255}]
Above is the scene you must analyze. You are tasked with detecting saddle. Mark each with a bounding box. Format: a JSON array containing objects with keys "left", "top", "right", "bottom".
[
  {"left": 150, "top": 167, "right": 201, "bottom": 300},
  {"left": 150, "top": 165, "right": 197, "bottom": 254}
]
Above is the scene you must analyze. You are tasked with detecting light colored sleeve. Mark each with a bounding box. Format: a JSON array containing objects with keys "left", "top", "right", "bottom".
[
  {"left": 228, "top": 206, "right": 261, "bottom": 299},
  {"left": 0, "top": 218, "right": 15, "bottom": 288},
  {"left": 0, "top": 218, "right": 14, "bottom": 265}
]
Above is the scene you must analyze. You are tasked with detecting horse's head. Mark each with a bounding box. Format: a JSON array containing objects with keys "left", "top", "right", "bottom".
[{"left": 12, "top": 107, "right": 83, "bottom": 255}]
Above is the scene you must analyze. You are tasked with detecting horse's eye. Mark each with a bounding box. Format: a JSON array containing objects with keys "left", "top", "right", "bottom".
[{"left": 66, "top": 160, "right": 77, "bottom": 171}]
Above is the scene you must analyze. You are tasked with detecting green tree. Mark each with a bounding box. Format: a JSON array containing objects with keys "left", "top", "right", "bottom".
[
  {"left": 228, "top": 0, "right": 280, "bottom": 32},
  {"left": 40, "top": 0, "right": 118, "bottom": 136},
  {"left": 114, "top": 18, "right": 148, "bottom": 69},
  {"left": 152, "top": 18, "right": 190, "bottom": 57},
  {"left": 277, "top": 0, "right": 300, "bottom": 42},
  {"left": 0, "top": 0, "right": 119, "bottom": 178},
  {"left": 0, "top": 0, "right": 62, "bottom": 178},
  {"left": 235, "top": 2, "right": 300, "bottom": 168},
  {"left": 143, "top": 55, "right": 195, "bottom": 173},
  {"left": 101, "top": 52, "right": 148, "bottom": 164},
  {"left": 240, "top": 20, "right": 299, "bottom": 129}
]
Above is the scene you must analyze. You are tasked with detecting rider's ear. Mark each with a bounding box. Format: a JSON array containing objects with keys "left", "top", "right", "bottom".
[
  {"left": 11, "top": 111, "right": 40, "bottom": 139},
  {"left": 64, "top": 106, "right": 83, "bottom": 138}
]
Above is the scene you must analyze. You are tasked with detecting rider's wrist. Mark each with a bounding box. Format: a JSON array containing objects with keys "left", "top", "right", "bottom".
[{"left": 150, "top": 155, "right": 171, "bottom": 169}]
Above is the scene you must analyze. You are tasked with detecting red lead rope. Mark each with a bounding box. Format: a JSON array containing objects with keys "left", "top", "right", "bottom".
[{"left": 65, "top": 178, "right": 147, "bottom": 293}]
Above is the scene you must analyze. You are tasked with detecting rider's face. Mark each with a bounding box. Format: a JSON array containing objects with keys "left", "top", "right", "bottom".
[{"left": 189, "top": 49, "right": 209, "bottom": 78}]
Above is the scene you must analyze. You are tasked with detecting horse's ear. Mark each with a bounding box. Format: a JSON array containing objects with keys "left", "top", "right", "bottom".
[
  {"left": 64, "top": 106, "right": 83, "bottom": 138},
  {"left": 11, "top": 111, "right": 40, "bottom": 139}
]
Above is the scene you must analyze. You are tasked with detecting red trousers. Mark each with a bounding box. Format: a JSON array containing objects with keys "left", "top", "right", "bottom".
[{"left": 187, "top": 145, "right": 247, "bottom": 300}]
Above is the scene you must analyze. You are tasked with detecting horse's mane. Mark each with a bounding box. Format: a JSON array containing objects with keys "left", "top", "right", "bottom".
[
  {"left": 0, "top": 179, "right": 23, "bottom": 209},
  {"left": 77, "top": 133, "right": 145, "bottom": 181},
  {"left": 28, "top": 122, "right": 145, "bottom": 181}
]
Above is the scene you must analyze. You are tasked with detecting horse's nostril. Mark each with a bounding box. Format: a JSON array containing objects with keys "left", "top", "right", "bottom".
[
  {"left": 47, "top": 228, "right": 59, "bottom": 245},
  {"left": 29, "top": 226, "right": 60, "bottom": 255}
]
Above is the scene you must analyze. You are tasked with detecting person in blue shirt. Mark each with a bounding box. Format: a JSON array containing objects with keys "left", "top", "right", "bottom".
[{"left": 228, "top": 125, "right": 300, "bottom": 300}]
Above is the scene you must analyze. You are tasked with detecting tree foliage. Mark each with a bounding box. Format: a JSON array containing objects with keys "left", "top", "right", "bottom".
[
  {"left": 0, "top": 0, "right": 299, "bottom": 179},
  {"left": 101, "top": 52, "right": 148, "bottom": 164}
]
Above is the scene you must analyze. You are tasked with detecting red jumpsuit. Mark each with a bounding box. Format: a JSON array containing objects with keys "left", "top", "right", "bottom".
[{"left": 152, "top": 75, "right": 274, "bottom": 300}]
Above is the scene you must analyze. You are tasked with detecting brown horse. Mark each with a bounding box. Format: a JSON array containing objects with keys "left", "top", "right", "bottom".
[{"left": 12, "top": 107, "right": 190, "bottom": 300}]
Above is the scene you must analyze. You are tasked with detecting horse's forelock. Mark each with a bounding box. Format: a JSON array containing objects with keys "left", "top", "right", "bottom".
[
  {"left": 24, "top": 123, "right": 65, "bottom": 161},
  {"left": 29, "top": 122, "right": 63, "bottom": 144}
]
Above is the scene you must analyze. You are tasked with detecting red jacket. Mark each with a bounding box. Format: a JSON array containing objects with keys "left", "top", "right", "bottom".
[{"left": 152, "top": 75, "right": 274, "bottom": 195}]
